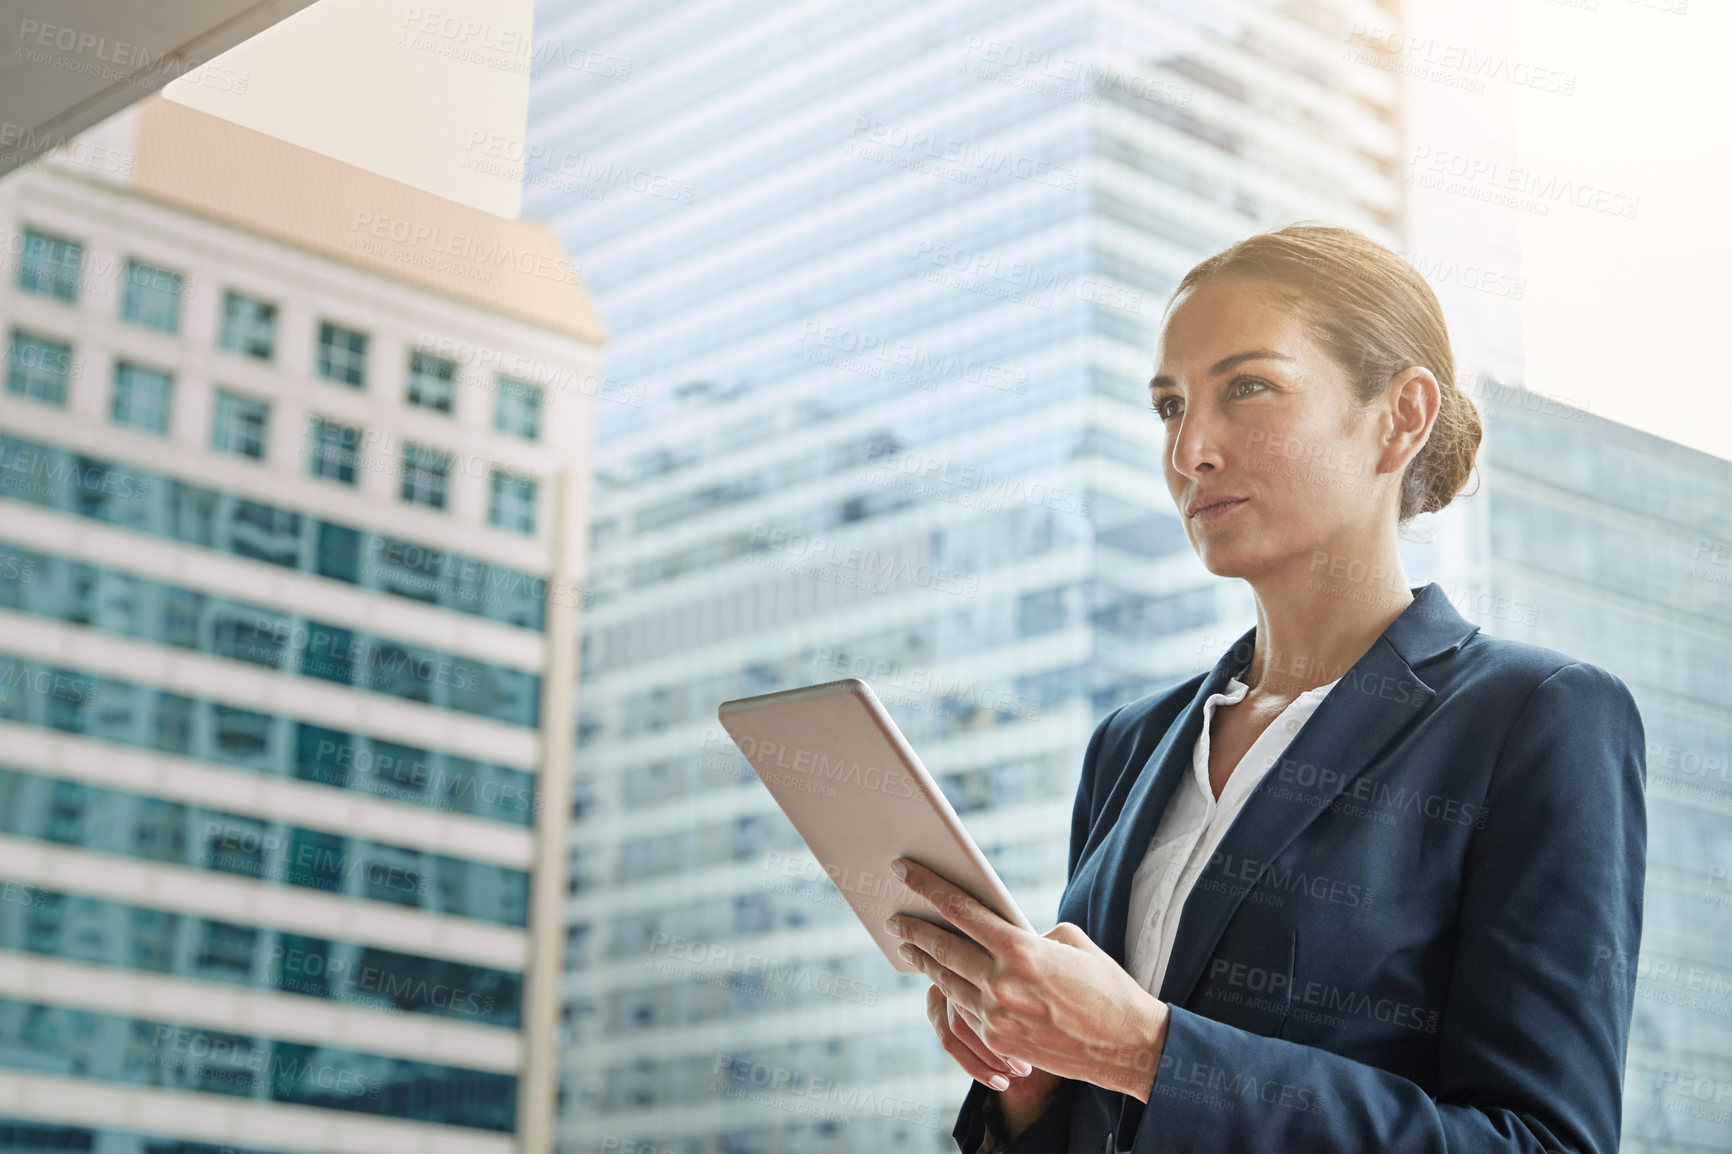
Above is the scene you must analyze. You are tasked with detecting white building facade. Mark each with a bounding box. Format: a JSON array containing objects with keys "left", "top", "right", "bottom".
[{"left": 0, "top": 95, "right": 604, "bottom": 1154}]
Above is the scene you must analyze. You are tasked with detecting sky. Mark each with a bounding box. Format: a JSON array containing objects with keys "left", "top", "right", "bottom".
[{"left": 1508, "top": 0, "right": 1730, "bottom": 463}]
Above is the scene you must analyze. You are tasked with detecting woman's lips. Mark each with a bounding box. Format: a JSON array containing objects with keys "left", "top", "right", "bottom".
[{"left": 1192, "top": 498, "right": 1247, "bottom": 524}]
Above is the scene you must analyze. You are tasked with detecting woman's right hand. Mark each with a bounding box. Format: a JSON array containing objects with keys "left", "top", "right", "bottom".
[{"left": 926, "top": 985, "right": 1064, "bottom": 1137}]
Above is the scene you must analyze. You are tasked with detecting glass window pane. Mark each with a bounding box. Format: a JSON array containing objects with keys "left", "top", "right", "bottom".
[
  {"left": 488, "top": 469, "right": 537, "bottom": 534},
  {"left": 317, "top": 321, "right": 368, "bottom": 387},
  {"left": 16, "top": 227, "right": 82, "bottom": 302},
  {"left": 219, "top": 291, "right": 277, "bottom": 360},
  {"left": 400, "top": 442, "right": 451, "bottom": 508},
  {"left": 119, "top": 260, "right": 184, "bottom": 333},
  {"left": 210, "top": 389, "right": 270, "bottom": 460},
  {"left": 5, "top": 330, "right": 73, "bottom": 405},
  {"left": 111, "top": 362, "right": 173, "bottom": 434},
  {"left": 494, "top": 375, "right": 542, "bottom": 439},
  {"left": 307, "top": 417, "right": 362, "bottom": 484},
  {"left": 407, "top": 349, "right": 457, "bottom": 412}
]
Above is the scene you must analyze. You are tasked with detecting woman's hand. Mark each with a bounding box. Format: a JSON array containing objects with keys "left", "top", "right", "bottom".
[
  {"left": 926, "top": 984, "right": 1065, "bottom": 1134},
  {"left": 888, "top": 856, "right": 1170, "bottom": 1103},
  {"left": 925, "top": 981, "right": 1031, "bottom": 1089}
]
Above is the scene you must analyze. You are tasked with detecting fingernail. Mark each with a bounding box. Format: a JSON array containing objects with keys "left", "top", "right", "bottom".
[
  {"left": 988, "top": 1074, "right": 1009, "bottom": 1091},
  {"left": 1009, "top": 1059, "right": 1032, "bottom": 1076},
  {"left": 882, "top": 916, "right": 900, "bottom": 935},
  {"left": 890, "top": 859, "right": 907, "bottom": 879}
]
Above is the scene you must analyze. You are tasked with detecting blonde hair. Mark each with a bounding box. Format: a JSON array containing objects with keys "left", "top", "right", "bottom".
[{"left": 1168, "top": 223, "right": 1482, "bottom": 523}]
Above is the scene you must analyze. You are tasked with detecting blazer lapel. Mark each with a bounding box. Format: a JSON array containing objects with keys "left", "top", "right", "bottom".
[
  {"left": 1089, "top": 625, "right": 1257, "bottom": 967},
  {"left": 1152, "top": 581, "right": 1481, "bottom": 1008}
]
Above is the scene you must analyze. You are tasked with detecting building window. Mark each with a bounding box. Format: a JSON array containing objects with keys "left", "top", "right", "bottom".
[
  {"left": 220, "top": 291, "right": 276, "bottom": 360},
  {"left": 407, "top": 349, "right": 456, "bottom": 413},
  {"left": 317, "top": 321, "right": 368, "bottom": 387},
  {"left": 400, "top": 442, "right": 452, "bottom": 509},
  {"left": 195, "top": 920, "right": 259, "bottom": 976},
  {"left": 308, "top": 417, "right": 362, "bottom": 484},
  {"left": 495, "top": 375, "right": 542, "bottom": 439},
  {"left": 111, "top": 362, "right": 173, "bottom": 434},
  {"left": 16, "top": 228, "right": 82, "bottom": 302},
  {"left": 210, "top": 390, "right": 270, "bottom": 460},
  {"left": 489, "top": 470, "right": 537, "bottom": 534},
  {"left": 120, "top": 260, "right": 184, "bottom": 333},
  {"left": 5, "top": 330, "right": 73, "bottom": 405}
]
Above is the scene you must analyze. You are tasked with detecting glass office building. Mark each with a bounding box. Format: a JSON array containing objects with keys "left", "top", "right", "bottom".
[
  {"left": 0, "top": 96, "right": 604, "bottom": 1153},
  {"left": 1470, "top": 385, "right": 1732, "bottom": 1154},
  {"left": 525, "top": 2, "right": 1457, "bottom": 1151}
]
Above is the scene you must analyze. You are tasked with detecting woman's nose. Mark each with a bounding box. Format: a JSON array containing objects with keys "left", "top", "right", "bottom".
[{"left": 1170, "top": 410, "right": 1227, "bottom": 476}]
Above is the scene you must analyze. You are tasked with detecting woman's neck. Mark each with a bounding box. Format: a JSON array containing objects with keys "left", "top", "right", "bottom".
[{"left": 1238, "top": 579, "right": 1416, "bottom": 696}]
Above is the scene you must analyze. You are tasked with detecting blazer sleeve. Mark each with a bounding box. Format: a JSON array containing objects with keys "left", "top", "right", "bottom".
[
  {"left": 1112, "top": 660, "right": 1648, "bottom": 1153},
  {"left": 952, "top": 703, "right": 1126, "bottom": 1153}
]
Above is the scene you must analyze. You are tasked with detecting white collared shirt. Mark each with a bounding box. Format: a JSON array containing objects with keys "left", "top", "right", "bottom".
[
  {"left": 971, "top": 671, "right": 1341, "bottom": 1153},
  {"left": 1123, "top": 669, "right": 1341, "bottom": 996}
]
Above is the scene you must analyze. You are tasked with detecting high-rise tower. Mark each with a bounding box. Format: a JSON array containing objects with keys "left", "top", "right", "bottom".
[{"left": 524, "top": 4, "right": 1444, "bottom": 1151}]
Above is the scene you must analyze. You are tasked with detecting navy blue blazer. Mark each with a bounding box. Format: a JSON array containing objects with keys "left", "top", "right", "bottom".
[{"left": 952, "top": 581, "right": 1647, "bottom": 1153}]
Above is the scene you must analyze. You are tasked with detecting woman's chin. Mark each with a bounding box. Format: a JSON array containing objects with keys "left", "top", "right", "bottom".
[
  {"left": 1195, "top": 542, "right": 1272, "bottom": 580},
  {"left": 1198, "top": 553, "right": 1253, "bottom": 579}
]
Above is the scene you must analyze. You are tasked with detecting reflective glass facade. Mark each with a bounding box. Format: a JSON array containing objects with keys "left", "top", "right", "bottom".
[
  {"left": 0, "top": 1117, "right": 287, "bottom": 1154},
  {"left": 0, "top": 766, "right": 529, "bottom": 925},
  {"left": 0, "top": 652, "right": 537, "bottom": 825},
  {"left": 0, "top": 883, "right": 523, "bottom": 1027},
  {"left": 0, "top": 996, "right": 516, "bottom": 1131},
  {"left": 0, "top": 434, "right": 554, "bottom": 630},
  {"left": 1473, "top": 392, "right": 1732, "bottom": 1153},
  {"left": 0, "top": 542, "right": 542, "bottom": 725}
]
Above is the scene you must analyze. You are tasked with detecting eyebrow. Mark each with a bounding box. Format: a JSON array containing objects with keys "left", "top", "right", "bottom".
[{"left": 1150, "top": 349, "right": 1294, "bottom": 394}]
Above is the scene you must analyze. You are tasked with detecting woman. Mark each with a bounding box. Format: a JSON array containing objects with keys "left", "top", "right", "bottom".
[{"left": 884, "top": 224, "right": 1647, "bottom": 1152}]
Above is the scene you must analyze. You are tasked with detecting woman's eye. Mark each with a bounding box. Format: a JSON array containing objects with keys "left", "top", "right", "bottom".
[{"left": 1150, "top": 379, "right": 1264, "bottom": 419}]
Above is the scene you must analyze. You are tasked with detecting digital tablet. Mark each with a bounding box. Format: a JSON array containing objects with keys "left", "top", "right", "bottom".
[{"left": 717, "top": 677, "right": 1034, "bottom": 974}]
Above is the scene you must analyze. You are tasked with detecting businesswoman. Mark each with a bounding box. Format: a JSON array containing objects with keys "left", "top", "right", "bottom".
[{"left": 884, "top": 223, "right": 1648, "bottom": 1152}]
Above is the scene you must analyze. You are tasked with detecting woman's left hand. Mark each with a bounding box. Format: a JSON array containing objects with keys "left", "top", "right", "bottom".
[{"left": 885, "top": 856, "right": 1170, "bottom": 1103}]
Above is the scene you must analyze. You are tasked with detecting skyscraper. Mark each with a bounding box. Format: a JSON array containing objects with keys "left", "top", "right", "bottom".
[
  {"left": 1468, "top": 383, "right": 1732, "bottom": 1154},
  {"left": 524, "top": 4, "right": 1460, "bottom": 1151},
  {"left": 0, "top": 94, "right": 604, "bottom": 1153}
]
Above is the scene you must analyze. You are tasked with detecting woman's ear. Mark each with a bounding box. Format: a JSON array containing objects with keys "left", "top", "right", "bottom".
[{"left": 1383, "top": 366, "right": 1440, "bottom": 466}]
